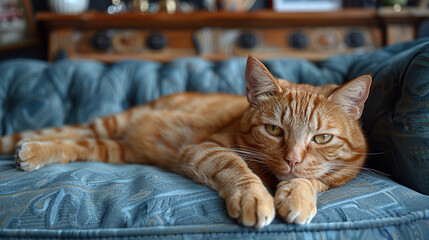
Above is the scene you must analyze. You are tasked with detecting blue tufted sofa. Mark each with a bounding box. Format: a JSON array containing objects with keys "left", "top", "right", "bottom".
[{"left": 1, "top": 39, "right": 429, "bottom": 239}]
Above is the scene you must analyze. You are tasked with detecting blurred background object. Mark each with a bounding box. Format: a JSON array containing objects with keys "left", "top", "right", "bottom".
[
  {"left": 48, "top": 0, "right": 89, "bottom": 14},
  {"left": 218, "top": 0, "right": 256, "bottom": 11},
  {"left": 0, "top": 0, "right": 36, "bottom": 51},
  {"left": 273, "top": 0, "right": 341, "bottom": 12},
  {"left": 1, "top": 0, "right": 429, "bottom": 62}
]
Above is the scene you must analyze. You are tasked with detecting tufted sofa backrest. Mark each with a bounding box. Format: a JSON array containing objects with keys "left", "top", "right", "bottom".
[{"left": 0, "top": 57, "right": 348, "bottom": 134}]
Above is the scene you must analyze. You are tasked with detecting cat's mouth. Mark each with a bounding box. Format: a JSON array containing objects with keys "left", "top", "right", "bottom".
[{"left": 275, "top": 171, "right": 297, "bottom": 182}]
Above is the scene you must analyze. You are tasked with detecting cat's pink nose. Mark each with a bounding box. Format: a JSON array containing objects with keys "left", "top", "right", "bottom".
[
  {"left": 285, "top": 154, "right": 300, "bottom": 170},
  {"left": 287, "top": 160, "right": 297, "bottom": 170}
]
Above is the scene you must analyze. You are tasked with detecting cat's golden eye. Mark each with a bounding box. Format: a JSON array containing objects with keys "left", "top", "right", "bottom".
[
  {"left": 312, "top": 134, "right": 333, "bottom": 144},
  {"left": 265, "top": 124, "right": 284, "bottom": 137}
]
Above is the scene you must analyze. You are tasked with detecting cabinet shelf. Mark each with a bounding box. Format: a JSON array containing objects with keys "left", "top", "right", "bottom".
[{"left": 37, "top": 9, "right": 384, "bottom": 62}]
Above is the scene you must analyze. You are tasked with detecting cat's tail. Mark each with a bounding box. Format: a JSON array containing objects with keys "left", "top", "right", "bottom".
[{"left": 0, "top": 110, "right": 133, "bottom": 154}]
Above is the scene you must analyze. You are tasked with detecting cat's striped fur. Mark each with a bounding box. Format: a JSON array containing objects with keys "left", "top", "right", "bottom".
[{"left": 0, "top": 56, "right": 371, "bottom": 228}]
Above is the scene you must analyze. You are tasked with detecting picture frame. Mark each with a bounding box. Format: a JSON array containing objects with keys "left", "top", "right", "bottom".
[
  {"left": 273, "top": 0, "right": 342, "bottom": 12},
  {"left": 0, "top": 0, "right": 37, "bottom": 51}
]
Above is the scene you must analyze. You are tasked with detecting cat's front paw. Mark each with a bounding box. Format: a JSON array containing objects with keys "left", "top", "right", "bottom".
[
  {"left": 275, "top": 179, "right": 317, "bottom": 224},
  {"left": 225, "top": 183, "right": 275, "bottom": 229},
  {"left": 15, "top": 141, "right": 50, "bottom": 171}
]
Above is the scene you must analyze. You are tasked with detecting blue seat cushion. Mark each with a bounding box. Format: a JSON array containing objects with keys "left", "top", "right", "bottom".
[{"left": 0, "top": 158, "right": 428, "bottom": 239}]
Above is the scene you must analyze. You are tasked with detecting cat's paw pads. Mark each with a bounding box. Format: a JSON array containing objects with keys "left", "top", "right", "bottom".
[
  {"left": 275, "top": 179, "right": 317, "bottom": 224},
  {"left": 225, "top": 184, "right": 275, "bottom": 229},
  {"left": 15, "top": 141, "right": 46, "bottom": 171}
]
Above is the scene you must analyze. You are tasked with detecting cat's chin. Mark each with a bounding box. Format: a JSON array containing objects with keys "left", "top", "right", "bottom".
[{"left": 276, "top": 172, "right": 297, "bottom": 182}]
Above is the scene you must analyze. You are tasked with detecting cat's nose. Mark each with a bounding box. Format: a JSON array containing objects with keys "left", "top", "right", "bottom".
[
  {"left": 285, "top": 153, "right": 301, "bottom": 170},
  {"left": 286, "top": 159, "right": 298, "bottom": 170}
]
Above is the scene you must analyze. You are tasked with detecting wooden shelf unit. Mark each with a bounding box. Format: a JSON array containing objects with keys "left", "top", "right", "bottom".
[{"left": 37, "top": 9, "right": 384, "bottom": 62}]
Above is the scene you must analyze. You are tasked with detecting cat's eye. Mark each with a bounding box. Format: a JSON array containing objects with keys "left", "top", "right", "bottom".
[
  {"left": 312, "top": 134, "right": 333, "bottom": 144},
  {"left": 265, "top": 124, "right": 284, "bottom": 137}
]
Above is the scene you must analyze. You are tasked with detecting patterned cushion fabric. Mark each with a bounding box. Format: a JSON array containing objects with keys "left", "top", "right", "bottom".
[
  {"left": 0, "top": 161, "right": 428, "bottom": 239},
  {"left": 0, "top": 39, "right": 429, "bottom": 239}
]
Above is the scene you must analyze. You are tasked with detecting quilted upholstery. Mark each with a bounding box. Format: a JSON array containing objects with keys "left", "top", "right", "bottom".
[{"left": 0, "top": 39, "right": 429, "bottom": 239}]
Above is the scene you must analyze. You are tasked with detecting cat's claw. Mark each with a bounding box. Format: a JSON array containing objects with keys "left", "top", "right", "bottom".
[
  {"left": 15, "top": 141, "right": 45, "bottom": 171},
  {"left": 275, "top": 179, "right": 317, "bottom": 225},
  {"left": 225, "top": 183, "right": 275, "bottom": 229}
]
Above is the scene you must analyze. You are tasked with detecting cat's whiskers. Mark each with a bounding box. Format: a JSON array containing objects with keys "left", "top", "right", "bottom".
[
  {"left": 232, "top": 149, "right": 272, "bottom": 160},
  {"left": 318, "top": 177, "right": 332, "bottom": 187},
  {"left": 242, "top": 158, "right": 269, "bottom": 165},
  {"left": 332, "top": 171, "right": 374, "bottom": 186},
  {"left": 320, "top": 163, "right": 377, "bottom": 185},
  {"left": 232, "top": 146, "right": 292, "bottom": 178},
  {"left": 247, "top": 164, "right": 272, "bottom": 175},
  {"left": 319, "top": 168, "right": 356, "bottom": 186},
  {"left": 206, "top": 147, "right": 276, "bottom": 166},
  {"left": 298, "top": 161, "right": 375, "bottom": 186},
  {"left": 348, "top": 150, "right": 390, "bottom": 156},
  {"left": 231, "top": 145, "right": 274, "bottom": 159},
  {"left": 319, "top": 173, "right": 342, "bottom": 188},
  {"left": 245, "top": 160, "right": 273, "bottom": 175},
  {"left": 227, "top": 147, "right": 279, "bottom": 164},
  {"left": 325, "top": 161, "right": 390, "bottom": 176},
  {"left": 322, "top": 165, "right": 374, "bottom": 182},
  {"left": 236, "top": 151, "right": 276, "bottom": 164}
]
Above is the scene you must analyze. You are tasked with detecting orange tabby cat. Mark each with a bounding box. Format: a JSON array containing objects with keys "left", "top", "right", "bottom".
[{"left": 0, "top": 56, "right": 371, "bottom": 228}]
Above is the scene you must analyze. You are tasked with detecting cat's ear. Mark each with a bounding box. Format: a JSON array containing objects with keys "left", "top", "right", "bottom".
[
  {"left": 328, "top": 75, "right": 372, "bottom": 119},
  {"left": 245, "top": 55, "right": 282, "bottom": 104}
]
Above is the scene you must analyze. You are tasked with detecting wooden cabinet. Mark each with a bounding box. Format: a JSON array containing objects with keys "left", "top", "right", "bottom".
[
  {"left": 378, "top": 7, "right": 429, "bottom": 45},
  {"left": 37, "top": 9, "right": 384, "bottom": 62}
]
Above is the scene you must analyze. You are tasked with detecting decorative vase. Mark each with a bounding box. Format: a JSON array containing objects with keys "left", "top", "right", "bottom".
[{"left": 48, "top": 0, "right": 90, "bottom": 14}]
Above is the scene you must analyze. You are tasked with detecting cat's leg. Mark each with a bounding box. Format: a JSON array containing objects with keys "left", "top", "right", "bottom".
[
  {"left": 15, "top": 138, "right": 136, "bottom": 171},
  {"left": 0, "top": 109, "right": 135, "bottom": 154},
  {"left": 0, "top": 126, "right": 92, "bottom": 154},
  {"left": 178, "top": 142, "right": 275, "bottom": 229},
  {"left": 275, "top": 179, "right": 328, "bottom": 224}
]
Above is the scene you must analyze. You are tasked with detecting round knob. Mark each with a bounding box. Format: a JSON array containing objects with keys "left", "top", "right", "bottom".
[
  {"left": 345, "top": 31, "right": 365, "bottom": 48},
  {"left": 146, "top": 33, "right": 168, "bottom": 50},
  {"left": 53, "top": 50, "right": 68, "bottom": 61},
  {"left": 288, "top": 32, "right": 309, "bottom": 49},
  {"left": 92, "top": 32, "right": 111, "bottom": 51},
  {"left": 237, "top": 32, "right": 258, "bottom": 49}
]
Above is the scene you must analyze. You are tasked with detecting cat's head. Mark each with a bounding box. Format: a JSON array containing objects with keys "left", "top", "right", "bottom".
[{"left": 240, "top": 56, "right": 371, "bottom": 188}]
